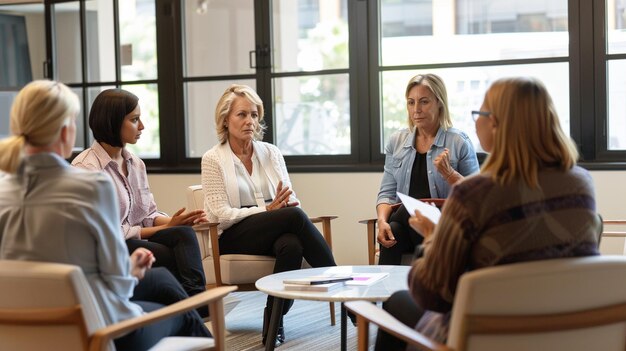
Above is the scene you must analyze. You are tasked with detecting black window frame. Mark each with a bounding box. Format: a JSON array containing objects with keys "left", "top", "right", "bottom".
[{"left": 38, "top": 0, "right": 626, "bottom": 173}]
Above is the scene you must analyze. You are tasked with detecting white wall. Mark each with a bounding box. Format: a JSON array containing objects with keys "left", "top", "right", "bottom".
[{"left": 148, "top": 170, "right": 626, "bottom": 265}]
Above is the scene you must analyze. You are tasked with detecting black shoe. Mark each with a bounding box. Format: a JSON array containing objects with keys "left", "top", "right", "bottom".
[
  {"left": 262, "top": 307, "right": 286, "bottom": 346},
  {"left": 347, "top": 310, "right": 358, "bottom": 326}
]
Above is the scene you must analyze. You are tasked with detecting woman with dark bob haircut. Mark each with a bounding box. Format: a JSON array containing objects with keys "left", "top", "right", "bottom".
[{"left": 73, "top": 89, "right": 209, "bottom": 317}]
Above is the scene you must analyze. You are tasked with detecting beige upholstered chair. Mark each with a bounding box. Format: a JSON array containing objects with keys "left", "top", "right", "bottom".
[
  {"left": 359, "top": 199, "right": 445, "bottom": 265},
  {"left": 186, "top": 185, "right": 338, "bottom": 325},
  {"left": 0, "top": 260, "right": 236, "bottom": 351},
  {"left": 346, "top": 255, "right": 626, "bottom": 351}
]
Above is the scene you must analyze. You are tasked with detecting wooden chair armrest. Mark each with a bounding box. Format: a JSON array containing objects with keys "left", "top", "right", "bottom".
[
  {"left": 602, "top": 232, "right": 626, "bottom": 238},
  {"left": 192, "top": 222, "right": 219, "bottom": 232},
  {"left": 601, "top": 220, "right": 626, "bottom": 238},
  {"left": 358, "top": 219, "right": 378, "bottom": 265},
  {"left": 192, "top": 222, "right": 223, "bottom": 286},
  {"left": 419, "top": 198, "right": 445, "bottom": 208},
  {"left": 345, "top": 301, "right": 450, "bottom": 351},
  {"left": 89, "top": 286, "right": 237, "bottom": 351},
  {"left": 309, "top": 215, "right": 338, "bottom": 223},
  {"left": 309, "top": 216, "right": 338, "bottom": 249},
  {"left": 603, "top": 220, "right": 626, "bottom": 225}
]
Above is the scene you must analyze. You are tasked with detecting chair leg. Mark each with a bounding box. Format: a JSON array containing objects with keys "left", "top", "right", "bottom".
[{"left": 329, "top": 302, "right": 336, "bottom": 326}]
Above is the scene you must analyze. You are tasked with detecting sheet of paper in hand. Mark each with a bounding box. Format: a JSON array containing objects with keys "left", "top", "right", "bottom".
[{"left": 396, "top": 192, "right": 441, "bottom": 224}]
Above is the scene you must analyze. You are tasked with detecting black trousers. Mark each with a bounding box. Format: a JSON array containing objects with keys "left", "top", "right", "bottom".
[
  {"left": 126, "top": 226, "right": 207, "bottom": 317},
  {"left": 378, "top": 204, "right": 424, "bottom": 265},
  {"left": 114, "top": 267, "right": 210, "bottom": 351},
  {"left": 374, "top": 290, "right": 424, "bottom": 351},
  {"left": 219, "top": 207, "right": 337, "bottom": 314}
]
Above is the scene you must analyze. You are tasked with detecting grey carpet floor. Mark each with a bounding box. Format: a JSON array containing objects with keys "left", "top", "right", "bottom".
[{"left": 224, "top": 291, "right": 377, "bottom": 350}]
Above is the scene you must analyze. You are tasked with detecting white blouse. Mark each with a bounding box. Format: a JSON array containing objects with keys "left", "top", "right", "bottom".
[{"left": 232, "top": 150, "right": 272, "bottom": 207}]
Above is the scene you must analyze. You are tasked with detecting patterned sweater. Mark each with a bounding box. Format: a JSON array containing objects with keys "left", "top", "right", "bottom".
[{"left": 408, "top": 165, "right": 601, "bottom": 343}]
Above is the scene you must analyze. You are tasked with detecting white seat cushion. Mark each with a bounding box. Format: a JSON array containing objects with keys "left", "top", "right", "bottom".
[
  {"left": 149, "top": 336, "right": 214, "bottom": 351},
  {"left": 219, "top": 254, "right": 276, "bottom": 284}
]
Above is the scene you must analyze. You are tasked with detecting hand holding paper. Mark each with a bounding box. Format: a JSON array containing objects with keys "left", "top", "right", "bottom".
[
  {"left": 396, "top": 192, "right": 441, "bottom": 224},
  {"left": 397, "top": 192, "right": 440, "bottom": 239}
]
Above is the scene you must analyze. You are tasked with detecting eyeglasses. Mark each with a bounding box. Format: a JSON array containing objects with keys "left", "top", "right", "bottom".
[{"left": 471, "top": 110, "right": 490, "bottom": 122}]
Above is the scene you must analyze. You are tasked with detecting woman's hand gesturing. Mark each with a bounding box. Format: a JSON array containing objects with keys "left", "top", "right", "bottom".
[
  {"left": 267, "top": 181, "right": 299, "bottom": 211},
  {"left": 167, "top": 207, "right": 208, "bottom": 226},
  {"left": 434, "top": 148, "right": 461, "bottom": 184},
  {"left": 129, "top": 247, "right": 155, "bottom": 280}
]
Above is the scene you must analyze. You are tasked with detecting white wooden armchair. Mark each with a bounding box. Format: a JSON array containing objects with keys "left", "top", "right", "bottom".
[
  {"left": 186, "top": 185, "right": 338, "bottom": 325},
  {"left": 346, "top": 255, "right": 626, "bottom": 351},
  {"left": 0, "top": 260, "right": 236, "bottom": 351}
]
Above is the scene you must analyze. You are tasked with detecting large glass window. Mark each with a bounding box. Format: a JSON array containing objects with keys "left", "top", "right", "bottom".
[
  {"left": 271, "top": 0, "right": 350, "bottom": 156},
  {"left": 182, "top": 0, "right": 256, "bottom": 158},
  {"left": 29, "top": 0, "right": 626, "bottom": 171},
  {"left": 381, "top": 63, "right": 569, "bottom": 153},
  {"left": 47, "top": 0, "right": 159, "bottom": 157},
  {"left": 0, "top": 3, "right": 46, "bottom": 139},
  {"left": 378, "top": 0, "right": 569, "bottom": 151},
  {"left": 273, "top": 74, "right": 350, "bottom": 155},
  {"left": 607, "top": 0, "right": 626, "bottom": 150}
]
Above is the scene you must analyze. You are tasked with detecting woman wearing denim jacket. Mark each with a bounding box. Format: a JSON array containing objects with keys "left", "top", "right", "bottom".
[{"left": 376, "top": 74, "right": 479, "bottom": 265}]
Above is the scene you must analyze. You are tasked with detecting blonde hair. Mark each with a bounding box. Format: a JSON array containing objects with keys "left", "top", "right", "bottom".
[
  {"left": 405, "top": 73, "right": 452, "bottom": 132},
  {"left": 0, "top": 80, "right": 80, "bottom": 173},
  {"left": 481, "top": 77, "right": 578, "bottom": 188},
  {"left": 215, "top": 84, "right": 266, "bottom": 144}
]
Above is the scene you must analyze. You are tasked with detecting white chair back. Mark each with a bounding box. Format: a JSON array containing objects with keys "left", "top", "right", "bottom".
[
  {"left": 0, "top": 260, "right": 112, "bottom": 351},
  {"left": 448, "top": 256, "right": 626, "bottom": 351}
]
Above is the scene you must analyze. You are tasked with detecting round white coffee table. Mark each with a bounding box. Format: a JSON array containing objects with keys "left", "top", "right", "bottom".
[{"left": 256, "top": 265, "right": 410, "bottom": 351}]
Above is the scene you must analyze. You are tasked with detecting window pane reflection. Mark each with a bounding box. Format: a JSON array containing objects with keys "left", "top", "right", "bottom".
[
  {"left": 380, "top": 0, "right": 568, "bottom": 67},
  {"left": 0, "top": 2, "right": 45, "bottom": 138},
  {"left": 607, "top": 60, "right": 626, "bottom": 150},
  {"left": 607, "top": 0, "right": 626, "bottom": 54},
  {"left": 70, "top": 87, "right": 85, "bottom": 150},
  {"left": 273, "top": 74, "right": 350, "bottom": 155},
  {"left": 85, "top": 0, "right": 116, "bottom": 82},
  {"left": 183, "top": 0, "right": 255, "bottom": 77},
  {"left": 53, "top": 2, "right": 82, "bottom": 83},
  {"left": 272, "top": 0, "right": 349, "bottom": 72},
  {"left": 119, "top": 0, "right": 157, "bottom": 81},
  {"left": 380, "top": 63, "right": 569, "bottom": 153}
]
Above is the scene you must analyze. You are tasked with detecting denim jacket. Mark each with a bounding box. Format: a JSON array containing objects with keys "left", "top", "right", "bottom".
[{"left": 377, "top": 127, "right": 479, "bottom": 205}]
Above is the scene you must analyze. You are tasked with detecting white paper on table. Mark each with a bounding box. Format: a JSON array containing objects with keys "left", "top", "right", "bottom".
[{"left": 396, "top": 192, "right": 441, "bottom": 224}]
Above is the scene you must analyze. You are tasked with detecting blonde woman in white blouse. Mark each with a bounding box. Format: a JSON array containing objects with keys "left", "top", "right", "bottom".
[{"left": 201, "top": 84, "right": 337, "bottom": 347}]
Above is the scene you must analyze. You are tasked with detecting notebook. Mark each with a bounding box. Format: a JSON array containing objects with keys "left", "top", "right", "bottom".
[{"left": 283, "top": 281, "right": 345, "bottom": 292}]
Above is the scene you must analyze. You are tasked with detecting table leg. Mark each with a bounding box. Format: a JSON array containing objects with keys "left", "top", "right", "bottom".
[
  {"left": 341, "top": 302, "right": 347, "bottom": 351},
  {"left": 265, "top": 298, "right": 285, "bottom": 351}
]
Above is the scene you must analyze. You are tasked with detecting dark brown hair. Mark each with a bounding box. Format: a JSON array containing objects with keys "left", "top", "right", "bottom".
[{"left": 89, "top": 89, "right": 139, "bottom": 147}]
